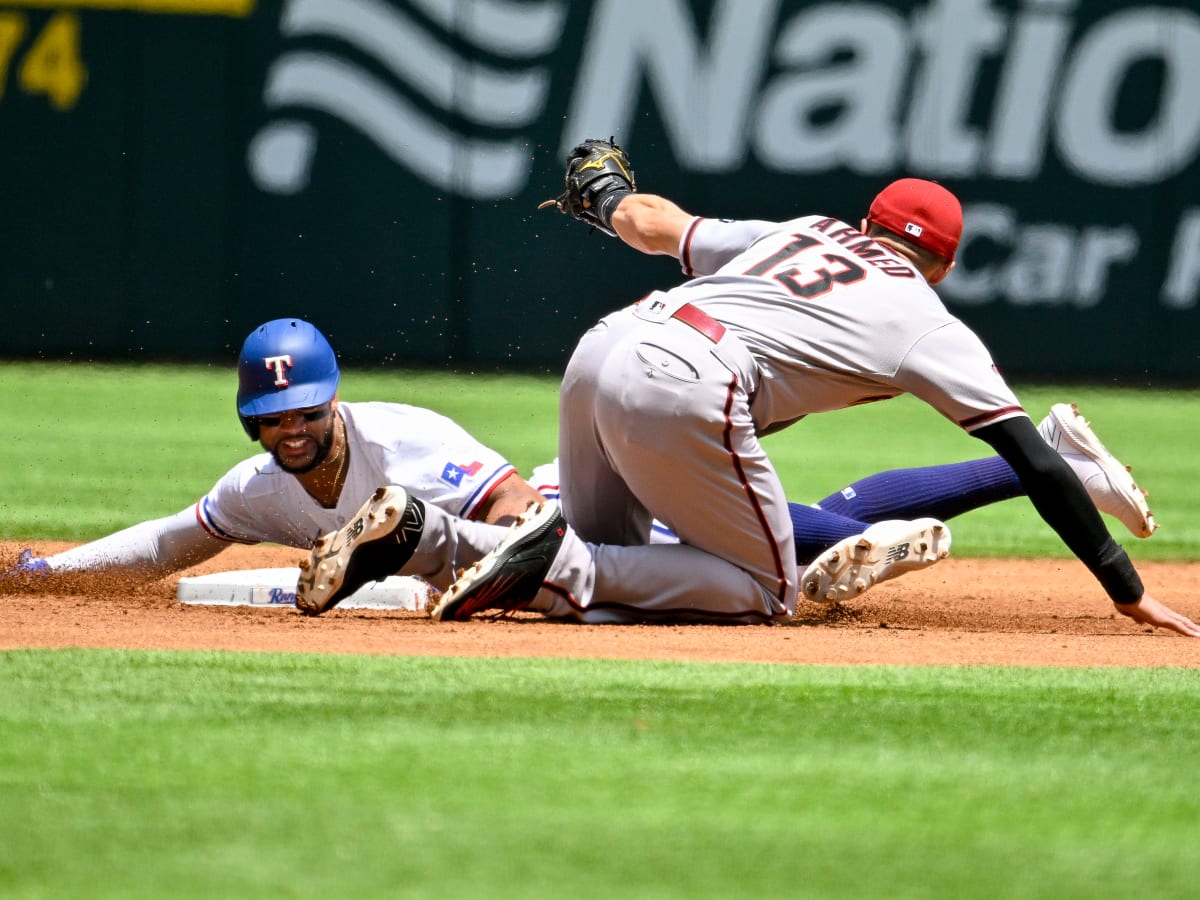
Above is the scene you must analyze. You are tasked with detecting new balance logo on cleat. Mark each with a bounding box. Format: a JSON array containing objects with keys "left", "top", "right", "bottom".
[
  {"left": 430, "top": 501, "right": 567, "bottom": 622},
  {"left": 801, "top": 518, "right": 950, "bottom": 605},
  {"left": 295, "top": 485, "right": 425, "bottom": 616}
]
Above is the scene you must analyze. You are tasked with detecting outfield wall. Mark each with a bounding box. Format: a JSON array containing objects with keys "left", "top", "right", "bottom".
[{"left": 1, "top": 0, "right": 1197, "bottom": 379}]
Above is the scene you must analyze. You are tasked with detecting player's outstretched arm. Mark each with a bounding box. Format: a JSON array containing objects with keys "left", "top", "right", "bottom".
[
  {"left": 29, "top": 508, "right": 228, "bottom": 582},
  {"left": 610, "top": 193, "right": 694, "bottom": 258}
]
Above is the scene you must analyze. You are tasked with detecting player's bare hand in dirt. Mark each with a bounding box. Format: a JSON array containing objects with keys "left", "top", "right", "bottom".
[{"left": 1115, "top": 592, "right": 1200, "bottom": 637}]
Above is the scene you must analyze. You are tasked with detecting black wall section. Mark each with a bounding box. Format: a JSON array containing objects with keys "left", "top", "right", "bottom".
[{"left": 1, "top": 0, "right": 1197, "bottom": 379}]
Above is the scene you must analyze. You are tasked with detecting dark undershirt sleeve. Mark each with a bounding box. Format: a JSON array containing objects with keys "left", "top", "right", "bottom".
[{"left": 972, "top": 417, "right": 1143, "bottom": 605}]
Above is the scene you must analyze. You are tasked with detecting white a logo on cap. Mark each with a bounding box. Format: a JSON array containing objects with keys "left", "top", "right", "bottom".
[
  {"left": 905, "top": 222, "right": 924, "bottom": 238},
  {"left": 264, "top": 354, "right": 294, "bottom": 386}
]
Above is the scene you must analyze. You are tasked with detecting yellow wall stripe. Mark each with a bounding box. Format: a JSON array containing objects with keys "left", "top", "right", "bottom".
[{"left": 0, "top": 0, "right": 254, "bottom": 17}]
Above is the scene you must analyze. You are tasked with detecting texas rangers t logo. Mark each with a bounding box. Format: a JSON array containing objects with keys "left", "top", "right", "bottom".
[{"left": 264, "top": 354, "right": 294, "bottom": 386}]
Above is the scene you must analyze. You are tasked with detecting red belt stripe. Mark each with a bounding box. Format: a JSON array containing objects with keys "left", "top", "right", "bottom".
[{"left": 671, "top": 303, "right": 726, "bottom": 343}]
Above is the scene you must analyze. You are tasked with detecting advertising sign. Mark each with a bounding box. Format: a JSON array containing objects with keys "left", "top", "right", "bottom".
[{"left": 2, "top": 0, "right": 1197, "bottom": 379}]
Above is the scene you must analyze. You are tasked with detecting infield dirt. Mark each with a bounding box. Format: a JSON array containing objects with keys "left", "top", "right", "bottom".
[{"left": 2, "top": 541, "right": 1197, "bottom": 667}]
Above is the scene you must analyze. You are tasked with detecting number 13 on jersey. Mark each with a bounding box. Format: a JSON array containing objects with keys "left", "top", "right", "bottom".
[{"left": 744, "top": 234, "right": 868, "bottom": 300}]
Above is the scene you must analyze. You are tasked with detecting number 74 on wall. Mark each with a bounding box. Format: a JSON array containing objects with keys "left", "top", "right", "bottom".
[{"left": 0, "top": 11, "right": 87, "bottom": 110}]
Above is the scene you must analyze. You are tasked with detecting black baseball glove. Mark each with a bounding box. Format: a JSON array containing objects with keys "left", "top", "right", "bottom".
[{"left": 538, "top": 137, "right": 636, "bottom": 236}]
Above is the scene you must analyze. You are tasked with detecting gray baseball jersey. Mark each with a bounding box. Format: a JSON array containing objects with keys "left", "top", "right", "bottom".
[{"left": 675, "top": 215, "right": 1024, "bottom": 432}]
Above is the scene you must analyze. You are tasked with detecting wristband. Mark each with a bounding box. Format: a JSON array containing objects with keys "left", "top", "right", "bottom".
[
  {"left": 595, "top": 189, "right": 633, "bottom": 231},
  {"left": 1088, "top": 539, "right": 1143, "bottom": 606}
]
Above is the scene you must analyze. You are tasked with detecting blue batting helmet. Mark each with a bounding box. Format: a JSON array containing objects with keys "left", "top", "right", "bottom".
[{"left": 237, "top": 318, "right": 340, "bottom": 439}]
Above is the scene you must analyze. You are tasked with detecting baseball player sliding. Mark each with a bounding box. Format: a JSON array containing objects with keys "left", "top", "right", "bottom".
[
  {"left": 295, "top": 141, "right": 1196, "bottom": 635},
  {"left": 5, "top": 319, "right": 543, "bottom": 587}
]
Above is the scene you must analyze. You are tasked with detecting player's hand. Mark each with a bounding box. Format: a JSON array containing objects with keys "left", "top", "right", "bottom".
[
  {"left": 11, "top": 549, "right": 50, "bottom": 574},
  {"left": 1114, "top": 591, "right": 1200, "bottom": 637},
  {"left": 1, "top": 549, "right": 51, "bottom": 588},
  {"left": 477, "top": 475, "right": 546, "bottom": 526}
]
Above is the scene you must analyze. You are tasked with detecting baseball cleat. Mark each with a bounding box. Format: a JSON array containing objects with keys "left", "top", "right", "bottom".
[
  {"left": 801, "top": 518, "right": 951, "bottom": 604},
  {"left": 430, "top": 500, "right": 566, "bottom": 622},
  {"left": 296, "top": 485, "right": 425, "bottom": 616},
  {"left": 1037, "top": 403, "right": 1157, "bottom": 538}
]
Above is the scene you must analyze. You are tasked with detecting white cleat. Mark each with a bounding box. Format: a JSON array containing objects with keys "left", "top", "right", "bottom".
[
  {"left": 1037, "top": 403, "right": 1157, "bottom": 538},
  {"left": 296, "top": 485, "right": 425, "bottom": 615},
  {"left": 800, "top": 518, "right": 951, "bottom": 605}
]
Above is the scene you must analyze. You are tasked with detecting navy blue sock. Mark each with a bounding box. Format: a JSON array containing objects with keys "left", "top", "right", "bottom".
[
  {"left": 814, "top": 457, "right": 1022, "bottom": 523},
  {"left": 789, "top": 502, "right": 872, "bottom": 565}
]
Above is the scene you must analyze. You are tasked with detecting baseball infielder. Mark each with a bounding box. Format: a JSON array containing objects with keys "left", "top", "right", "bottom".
[{"left": 412, "top": 141, "right": 1196, "bottom": 634}]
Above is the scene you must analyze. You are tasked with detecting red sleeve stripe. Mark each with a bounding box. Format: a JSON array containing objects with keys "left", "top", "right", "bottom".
[
  {"left": 463, "top": 466, "right": 520, "bottom": 520},
  {"left": 960, "top": 406, "right": 1026, "bottom": 430},
  {"left": 532, "top": 481, "right": 560, "bottom": 500},
  {"left": 194, "top": 499, "right": 254, "bottom": 544}
]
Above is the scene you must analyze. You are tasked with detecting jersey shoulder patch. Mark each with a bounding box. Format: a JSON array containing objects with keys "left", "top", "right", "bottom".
[{"left": 440, "top": 460, "right": 483, "bottom": 486}]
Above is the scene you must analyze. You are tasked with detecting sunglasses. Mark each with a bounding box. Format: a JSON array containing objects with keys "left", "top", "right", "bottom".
[{"left": 251, "top": 405, "right": 332, "bottom": 428}]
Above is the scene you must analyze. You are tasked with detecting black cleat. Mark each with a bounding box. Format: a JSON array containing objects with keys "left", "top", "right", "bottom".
[{"left": 430, "top": 501, "right": 566, "bottom": 622}]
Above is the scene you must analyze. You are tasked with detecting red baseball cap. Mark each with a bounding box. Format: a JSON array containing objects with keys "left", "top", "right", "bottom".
[{"left": 867, "top": 178, "right": 962, "bottom": 261}]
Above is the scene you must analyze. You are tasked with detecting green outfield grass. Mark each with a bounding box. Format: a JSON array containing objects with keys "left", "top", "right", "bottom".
[
  {"left": 2, "top": 650, "right": 1199, "bottom": 899},
  {"left": 4, "top": 364, "right": 1199, "bottom": 899},
  {"left": 4, "top": 361, "right": 1197, "bottom": 558}
]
